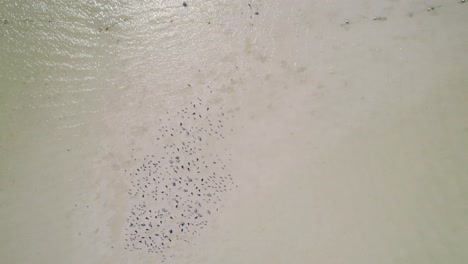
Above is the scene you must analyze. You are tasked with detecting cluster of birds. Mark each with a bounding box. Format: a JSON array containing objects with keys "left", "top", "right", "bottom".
[{"left": 123, "top": 97, "right": 236, "bottom": 261}]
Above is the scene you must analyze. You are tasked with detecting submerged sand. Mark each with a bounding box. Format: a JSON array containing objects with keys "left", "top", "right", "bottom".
[{"left": 1, "top": 1, "right": 467, "bottom": 263}]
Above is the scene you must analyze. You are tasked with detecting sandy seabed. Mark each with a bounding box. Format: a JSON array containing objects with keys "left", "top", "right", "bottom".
[{"left": 1, "top": 1, "right": 467, "bottom": 263}]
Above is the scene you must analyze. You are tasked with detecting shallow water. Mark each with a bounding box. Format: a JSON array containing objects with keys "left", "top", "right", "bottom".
[{"left": 1, "top": 1, "right": 467, "bottom": 263}]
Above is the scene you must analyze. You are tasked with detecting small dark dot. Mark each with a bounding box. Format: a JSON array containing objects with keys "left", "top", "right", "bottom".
[
  {"left": 182, "top": 2, "right": 187, "bottom": 7},
  {"left": 169, "top": 229, "right": 173, "bottom": 233},
  {"left": 255, "top": 12, "right": 259, "bottom": 15}
]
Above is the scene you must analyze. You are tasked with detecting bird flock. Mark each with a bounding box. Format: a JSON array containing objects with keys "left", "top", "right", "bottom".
[{"left": 123, "top": 97, "right": 236, "bottom": 261}]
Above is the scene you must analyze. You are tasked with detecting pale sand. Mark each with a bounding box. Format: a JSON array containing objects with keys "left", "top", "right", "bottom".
[{"left": 1, "top": 1, "right": 467, "bottom": 263}]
